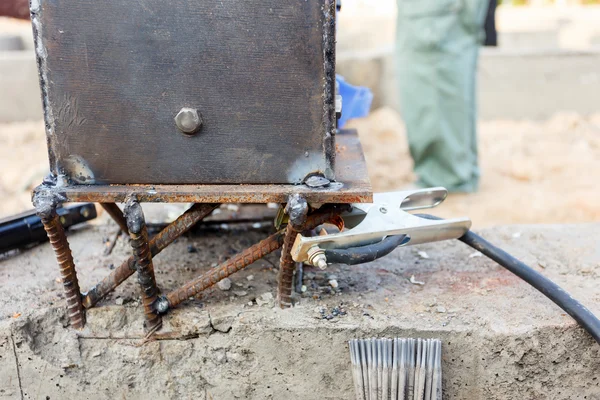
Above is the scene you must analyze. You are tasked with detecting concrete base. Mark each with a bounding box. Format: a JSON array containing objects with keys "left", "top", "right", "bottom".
[{"left": 0, "top": 218, "right": 598, "bottom": 399}]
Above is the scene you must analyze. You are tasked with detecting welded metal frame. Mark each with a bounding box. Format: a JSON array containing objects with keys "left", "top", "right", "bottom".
[
  {"left": 33, "top": 187, "right": 471, "bottom": 331},
  {"left": 31, "top": 0, "right": 338, "bottom": 186},
  {"left": 33, "top": 184, "right": 472, "bottom": 332},
  {"left": 32, "top": 185, "right": 351, "bottom": 329},
  {"left": 31, "top": 130, "right": 372, "bottom": 329}
]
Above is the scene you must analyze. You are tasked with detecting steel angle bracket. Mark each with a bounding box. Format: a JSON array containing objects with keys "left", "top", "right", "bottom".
[{"left": 291, "top": 187, "right": 471, "bottom": 266}]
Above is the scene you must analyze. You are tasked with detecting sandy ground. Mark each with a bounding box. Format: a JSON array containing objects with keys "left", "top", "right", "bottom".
[
  {"left": 349, "top": 108, "right": 600, "bottom": 228},
  {"left": 3, "top": 110, "right": 599, "bottom": 230},
  {"left": 0, "top": 120, "right": 47, "bottom": 218}
]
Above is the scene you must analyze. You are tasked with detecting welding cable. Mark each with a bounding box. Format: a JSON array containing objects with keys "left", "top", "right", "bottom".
[
  {"left": 416, "top": 214, "right": 600, "bottom": 345},
  {"left": 324, "top": 234, "right": 409, "bottom": 265}
]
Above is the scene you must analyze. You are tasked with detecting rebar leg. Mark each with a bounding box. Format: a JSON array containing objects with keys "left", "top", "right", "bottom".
[
  {"left": 123, "top": 196, "right": 162, "bottom": 332},
  {"left": 100, "top": 203, "right": 129, "bottom": 233},
  {"left": 277, "top": 194, "right": 308, "bottom": 308},
  {"left": 33, "top": 190, "right": 86, "bottom": 329}
]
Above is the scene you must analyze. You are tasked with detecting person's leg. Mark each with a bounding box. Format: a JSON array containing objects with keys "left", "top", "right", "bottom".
[
  {"left": 396, "top": 0, "right": 487, "bottom": 192},
  {"left": 484, "top": 0, "right": 498, "bottom": 46},
  {"left": 398, "top": 49, "right": 479, "bottom": 192}
]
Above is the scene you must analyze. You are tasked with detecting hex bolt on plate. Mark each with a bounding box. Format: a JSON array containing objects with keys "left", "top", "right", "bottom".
[{"left": 174, "top": 107, "right": 203, "bottom": 135}]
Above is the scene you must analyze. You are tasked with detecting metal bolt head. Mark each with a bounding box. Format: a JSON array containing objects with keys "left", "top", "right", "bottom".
[
  {"left": 174, "top": 107, "right": 202, "bottom": 134},
  {"left": 307, "top": 246, "right": 328, "bottom": 270}
]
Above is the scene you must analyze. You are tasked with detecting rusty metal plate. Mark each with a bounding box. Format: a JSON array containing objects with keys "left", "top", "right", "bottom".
[
  {"left": 41, "top": 130, "right": 372, "bottom": 204},
  {"left": 31, "top": 0, "right": 336, "bottom": 184}
]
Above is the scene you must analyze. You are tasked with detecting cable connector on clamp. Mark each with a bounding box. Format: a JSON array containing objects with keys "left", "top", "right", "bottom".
[{"left": 291, "top": 187, "right": 471, "bottom": 266}]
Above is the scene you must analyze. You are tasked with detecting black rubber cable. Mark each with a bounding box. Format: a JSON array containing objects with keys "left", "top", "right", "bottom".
[
  {"left": 324, "top": 234, "right": 409, "bottom": 265},
  {"left": 416, "top": 214, "right": 600, "bottom": 345}
]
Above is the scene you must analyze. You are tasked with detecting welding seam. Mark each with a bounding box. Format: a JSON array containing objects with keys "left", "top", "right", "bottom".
[
  {"left": 41, "top": 214, "right": 85, "bottom": 329},
  {"left": 322, "top": 0, "right": 337, "bottom": 180},
  {"left": 82, "top": 203, "right": 218, "bottom": 309}
]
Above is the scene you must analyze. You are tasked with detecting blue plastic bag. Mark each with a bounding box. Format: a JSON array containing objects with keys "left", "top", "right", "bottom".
[{"left": 336, "top": 75, "right": 373, "bottom": 128}]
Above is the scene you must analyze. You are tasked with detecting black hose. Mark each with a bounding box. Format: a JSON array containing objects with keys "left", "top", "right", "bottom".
[
  {"left": 324, "top": 235, "right": 409, "bottom": 265},
  {"left": 416, "top": 214, "right": 600, "bottom": 345}
]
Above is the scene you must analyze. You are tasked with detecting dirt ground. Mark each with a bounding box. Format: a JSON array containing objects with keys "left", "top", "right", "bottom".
[
  {"left": 2, "top": 109, "right": 600, "bottom": 229},
  {"left": 349, "top": 107, "right": 600, "bottom": 228}
]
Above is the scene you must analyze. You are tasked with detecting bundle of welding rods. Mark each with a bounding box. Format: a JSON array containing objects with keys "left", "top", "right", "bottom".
[{"left": 349, "top": 338, "right": 442, "bottom": 400}]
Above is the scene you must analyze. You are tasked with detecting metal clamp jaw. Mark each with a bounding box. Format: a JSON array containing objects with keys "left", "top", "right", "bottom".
[{"left": 290, "top": 187, "right": 471, "bottom": 268}]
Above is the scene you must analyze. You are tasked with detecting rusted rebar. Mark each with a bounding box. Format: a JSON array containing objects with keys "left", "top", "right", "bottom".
[
  {"left": 100, "top": 203, "right": 129, "bottom": 233},
  {"left": 124, "top": 197, "right": 162, "bottom": 331},
  {"left": 160, "top": 204, "right": 348, "bottom": 312},
  {"left": 33, "top": 189, "right": 86, "bottom": 329},
  {"left": 82, "top": 203, "right": 218, "bottom": 308},
  {"left": 277, "top": 194, "right": 308, "bottom": 308},
  {"left": 40, "top": 211, "right": 86, "bottom": 329},
  {"left": 162, "top": 230, "right": 286, "bottom": 310},
  {"left": 277, "top": 224, "right": 302, "bottom": 308}
]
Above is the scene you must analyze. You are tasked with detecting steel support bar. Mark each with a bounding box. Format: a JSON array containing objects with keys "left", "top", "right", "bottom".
[
  {"left": 277, "top": 224, "right": 302, "bottom": 308},
  {"left": 40, "top": 211, "right": 86, "bottom": 329},
  {"left": 82, "top": 203, "right": 218, "bottom": 308},
  {"left": 277, "top": 194, "right": 308, "bottom": 308},
  {"left": 124, "top": 197, "right": 162, "bottom": 332},
  {"left": 100, "top": 203, "right": 129, "bottom": 233},
  {"left": 164, "top": 230, "right": 285, "bottom": 309}
]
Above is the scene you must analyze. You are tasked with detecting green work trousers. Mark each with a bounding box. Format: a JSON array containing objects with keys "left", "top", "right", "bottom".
[{"left": 396, "top": 0, "right": 488, "bottom": 192}]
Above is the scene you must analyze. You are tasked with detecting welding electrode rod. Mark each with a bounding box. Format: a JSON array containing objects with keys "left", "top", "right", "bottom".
[
  {"left": 82, "top": 203, "right": 218, "bottom": 308},
  {"left": 164, "top": 208, "right": 344, "bottom": 310},
  {"left": 100, "top": 203, "right": 129, "bottom": 233},
  {"left": 41, "top": 212, "right": 86, "bottom": 329},
  {"left": 124, "top": 198, "right": 162, "bottom": 331},
  {"left": 166, "top": 230, "right": 285, "bottom": 308}
]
